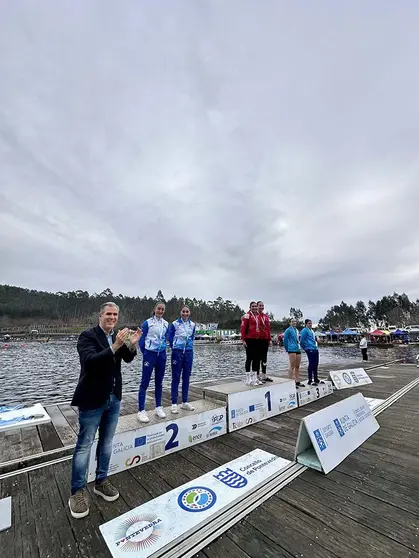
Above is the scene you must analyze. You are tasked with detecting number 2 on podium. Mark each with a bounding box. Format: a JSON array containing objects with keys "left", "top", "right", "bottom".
[{"left": 265, "top": 390, "right": 272, "bottom": 412}]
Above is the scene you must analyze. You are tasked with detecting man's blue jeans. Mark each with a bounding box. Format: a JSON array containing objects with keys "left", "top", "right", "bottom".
[{"left": 71, "top": 393, "right": 120, "bottom": 494}]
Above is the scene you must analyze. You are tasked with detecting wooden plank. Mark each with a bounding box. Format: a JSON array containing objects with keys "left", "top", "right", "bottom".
[
  {"left": 46, "top": 405, "right": 77, "bottom": 446},
  {"left": 226, "top": 519, "right": 297, "bottom": 558},
  {"left": 29, "top": 464, "right": 81, "bottom": 557},
  {"left": 53, "top": 460, "right": 110, "bottom": 558},
  {"left": 58, "top": 403, "right": 79, "bottom": 433},
  {"left": 200, "top": 535, "right": 252, "bottom": 558},
  {"left": 36, "top": 421, "right": 63, "bottom": 452},
  {"left": 0, "top": 473, "right": 40, "bottom": 558}
]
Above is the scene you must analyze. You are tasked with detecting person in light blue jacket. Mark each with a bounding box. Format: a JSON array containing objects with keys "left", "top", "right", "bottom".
[
  {"left": 283, "top": 319, "right": 305, "bottom": 388},
  {"left": 300, "top": 318, "right": 323, "bottom": 385},
  {"left": 168, "top": 306, "right": 196, "bottom": 414},
  {"left": 137, "top": 302, "right": 169, "bottom": 423}
]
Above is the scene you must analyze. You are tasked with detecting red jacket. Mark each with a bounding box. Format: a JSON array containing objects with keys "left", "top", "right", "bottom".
[{"left": 240, "top": 312, "right": 271, "bottom": 340}]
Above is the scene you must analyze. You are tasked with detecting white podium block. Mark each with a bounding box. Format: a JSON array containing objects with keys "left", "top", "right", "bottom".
[
  {"left": 0, "top": 497, "right": 11, "bottom": 532},
  {"left": 365, "top": 397, "right": 385, "bottom": 411},
  {"left": 297, "top": 381, "right": 333, "bottom": 407},
  {"left": 87, "top": 400, "right": 226, "bottom": 482},
  {"left": 0, "top": 403, "right": 51, "bottom": 432},
  {"left": 329, "top": 368, "right": 372, "bottom": 390},
  {"left": 203, "top": 378, "right": 297, "bottom": 432},
  {"left": 100, "top": 449, "right": 290, "bottom": 558},
  {"left": 295, "top": 392, "right": 379, "bottom": 474}
]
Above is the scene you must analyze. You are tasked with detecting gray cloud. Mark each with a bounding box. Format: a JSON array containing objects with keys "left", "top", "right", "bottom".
[{"left": 1, "top": 0, "right": 419, "bottom": 320}]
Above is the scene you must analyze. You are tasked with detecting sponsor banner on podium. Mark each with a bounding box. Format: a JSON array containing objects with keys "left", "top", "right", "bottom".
[
  {"left": 88, "top": 406, "right": 226, "bottom": 482},
  {"left": 228, "top": 380, "right": 297, "bottom": 431},
  {"left": 297, "top": 381, "right": 334, "bottom": 407},
  {"left": 295, "top": 392, "right": 379, "bottom": 474},
  {"left": 329, "top": 368, "right": 372, "bottom": 390},
  {"left": 100, "top": 448, "right": 290, "bottom": 558}
]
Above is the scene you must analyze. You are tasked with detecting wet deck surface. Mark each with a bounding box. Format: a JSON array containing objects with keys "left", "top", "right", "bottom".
[{"left": 0, "top": 360, "right": 418, "bottom": 557}]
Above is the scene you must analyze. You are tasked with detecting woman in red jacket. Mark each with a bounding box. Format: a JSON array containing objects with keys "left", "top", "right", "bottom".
[
  {"left": 240, "top": 301, "right": 263, "bottom": 386},
  {"left": 257, "top": 301, "right": 273, "bottom": 382}
]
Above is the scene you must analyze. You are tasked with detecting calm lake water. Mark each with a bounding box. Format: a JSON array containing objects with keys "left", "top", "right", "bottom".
[{"left": 0, "top": 341, "right": 417, "bottom": 405}]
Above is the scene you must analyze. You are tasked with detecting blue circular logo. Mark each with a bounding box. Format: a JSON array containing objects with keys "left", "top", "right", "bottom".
[
  {"left": 342, "top": 372, "right": 352, "bottom": 384},
  {"left": 177, "top": 486, "right": 217, "bottom": 512}
]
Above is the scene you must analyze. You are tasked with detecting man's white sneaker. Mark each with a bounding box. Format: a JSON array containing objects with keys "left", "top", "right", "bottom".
[
  {"left": 155, "top": 406, "right": 167, "bottom": 419},
  {"left": 181, "top": 402, "right": 195, "bottom": 411},
  {"left": 137, "top": 410, "right": 149, "bottom": 423},
  {"left": 171, "top": 404, "right": 179, "bottom": 414}
]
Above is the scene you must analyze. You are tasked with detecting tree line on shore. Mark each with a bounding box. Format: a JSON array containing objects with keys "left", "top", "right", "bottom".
[{"left": 1, "top": 285, "right": 419, "bottom": 332}]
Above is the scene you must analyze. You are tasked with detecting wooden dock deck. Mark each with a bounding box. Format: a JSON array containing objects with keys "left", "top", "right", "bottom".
[{"left": 1, "top": 360, "right": 418, "bottom": 557}]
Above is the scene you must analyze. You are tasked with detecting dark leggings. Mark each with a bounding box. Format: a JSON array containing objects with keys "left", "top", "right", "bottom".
[
  {"left": 245, "top": 339, "right": 261, "bottom": 372},
  {"left": 259, "top": 339, "right": 270, "bottom": 374},
  {"left": 361, "top": 348, "right": 368, "bottom": 361}
]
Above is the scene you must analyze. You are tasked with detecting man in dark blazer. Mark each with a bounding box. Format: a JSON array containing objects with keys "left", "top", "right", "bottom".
[{"left": 69, "top": 302, "right": 142, "bottom": 519}]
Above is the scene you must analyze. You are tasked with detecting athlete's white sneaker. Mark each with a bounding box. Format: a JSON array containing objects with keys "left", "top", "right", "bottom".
[
  {"left": 250, "top": 373, "right": 259, "bottom": 386},
  {"left": 181, "top": 402, "right": 195, "bottom": 411},
  {"left": 171, "top": 404, "right": 179, "bottom": 414},
  {"left": 245, "top": 373, "right": 252, "bottom": 385},
  {"left": 137, "top": 410, "right": 149, "bottom": 423},
  {"left": 155, "top": 406, "right": 166, "bottom": 419}
]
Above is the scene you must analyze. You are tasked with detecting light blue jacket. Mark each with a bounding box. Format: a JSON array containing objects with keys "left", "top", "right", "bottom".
[
  {"left": 168, "top": 318, "right": 196, "bottom": 351},
  {"left": 139, "top": 316, "right": 169, "bottom": 353},
  {"left": 300, "top": 327, "right": 318, "bottom": 351},
  {"left": 283, "top": 326, "right": 300, "bottom": 352}
]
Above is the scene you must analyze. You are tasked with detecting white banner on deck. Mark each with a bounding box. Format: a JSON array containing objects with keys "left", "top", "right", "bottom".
[
  {"left": 88, "top": 406, "right": 226, "bottom": 482},
  {"left": 295, "top": 392, "right": 379, "bottom": 474},
  {"left": 365, "top": 397, "right": 385, "bottom": 411},
  {"left": 0, "top": 403, "right": 51, "bottom": 432},
  {"left": 329, "top": 368, "right": 372, "bottom": 390},
  {"left": 228, "top": 380, "right": 297, "bottom": 431},
  {"left": 297, "top": 381, "right": 334, "bottom": 407},
  {"left": 100, "top": 449, "right": 290, "bottom": 558}
]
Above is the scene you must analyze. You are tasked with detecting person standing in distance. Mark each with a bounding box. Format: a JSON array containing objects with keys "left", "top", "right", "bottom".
[
  {"left": 168, "top": 305, "right": 196, "bottom": 414},
  {"left": 257, "top": 301, "right": 273, "bottom": 382},
  {"left": 69, "top": 302, "right": 141, "bottom": 519},
  {"left": 137, "top": 302, "right": 169, "bottom": 423},
  {"left": 300, "top": 318, "right": 323, "bottom": 386},
  {"left": 360, "top": 333, "right": 368, "bottom": 361},
  {"left": 283, "top": 319, "right": 305, "bottom": 388},
  {"left": 240, "top": 301, "right": 263, "bottom": 386}
]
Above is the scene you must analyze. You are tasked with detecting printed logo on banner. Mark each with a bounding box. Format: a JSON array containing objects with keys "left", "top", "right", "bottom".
[
  {"left": 125, "top": 455, "right": 142, "bottom": 467},
  {"left": 313, "top": 429, "right": 327, "bottom": 451},
  {"left": 211, "top": 414, "right": 224, "bottom": 424},
  {"left": 245, "top": 417, "right": 253, "bottom": 425},
  {"left": 114, "top": 513, "right": 163, "bottom": 552},
  {"left": 231, "top": 409, "right": 236, "bottom": 419},
  {"left": 350, "top": 370, "right": 359, "bottom": 383},
  {"left": 188, "top": 434, "right": 203, "bottom": 443},
  {"left": 333, "top": 419, "right": 345, "bottom": 437},
  {"left": 207, "top": 426, "right": 222, "bottom": 438},
  {"left": 342, "top": 372, "right": 352, "bottom": 385},
  {"left": 177, "top": 487, "right": 217, "bottom": 512},
  {"left": 135, "top": 436, "right": 147, "bottom": 447},
  {"left": 213, "top": 468, "right": 248, "bottom": 489},
  {"left": 249, "top": 404, "right": 255, "bottom": 412}
]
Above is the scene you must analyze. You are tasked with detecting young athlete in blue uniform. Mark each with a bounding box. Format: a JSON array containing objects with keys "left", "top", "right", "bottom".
[
  {"left": 137, "top": 302, "right": 169, "bottom": 423},
  {"left": 168, "top": 306, "right": 196, "bottom": 414}
]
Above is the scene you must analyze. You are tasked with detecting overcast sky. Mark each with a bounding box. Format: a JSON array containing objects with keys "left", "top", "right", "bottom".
[{"left": 1, "top": 1, "right": 419, "bottom": 320}]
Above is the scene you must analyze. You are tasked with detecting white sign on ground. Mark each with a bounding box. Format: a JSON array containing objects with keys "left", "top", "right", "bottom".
[
  {"left": 88, "top": 405, "right": 226, "bottom": 482},
  {"left": 329, "top": 368, "right": 372, "bottom": 390},
  {"left": 100, "top": 449, "right": 290, "bottom": 558},
  {"left": 295, "top": 392, "right": 379, "bottom": 474},
  {"left": 0, "top": 403, "right": 51, "bottom": 432},
  {"left": 297, "top": 381, "right": 334, "bottom": 407},
  {"left": 228, "top": 380, "right": 297, "bottom": 431},
  {"left": 365, "top": 397, "right": 385, "bottom": 411},
  {"left": 0, "top": 497, "right": 12, "bottom": 532}
]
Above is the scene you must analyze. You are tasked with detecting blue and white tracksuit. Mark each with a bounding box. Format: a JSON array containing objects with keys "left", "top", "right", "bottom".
[
  {"left": 138, "top": 316, "right": 169, "bottom": 410},
  {"left": 300, "top": 327, "right": 319, "bottom": 382},
  {"left": 168, "top": 318, "right": 195, "bottom": 405}
]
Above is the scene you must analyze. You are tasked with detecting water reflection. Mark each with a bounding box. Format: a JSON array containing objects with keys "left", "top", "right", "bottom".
[{"left": 0, "top": 342, "right": 416, "bottom": 404}]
